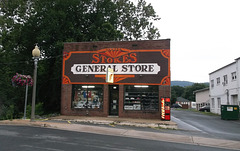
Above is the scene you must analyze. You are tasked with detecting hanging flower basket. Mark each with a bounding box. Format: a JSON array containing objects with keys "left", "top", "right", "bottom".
[{"left": 12, "top": 73, "right": 33, "bottom": 87}]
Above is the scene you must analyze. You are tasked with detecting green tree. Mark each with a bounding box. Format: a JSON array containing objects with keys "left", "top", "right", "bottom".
[
  {"left": 183, "top": 83, "right": 208, "bottom": 101},
  {"left": 171, "top": 86, "right": 185, "bottom": 104},
  {"left": 115, "top": 0, "right": 160, "bottom": 40},
  {"left": 0, "top": 0, "right": 161, "bottom": 118}
]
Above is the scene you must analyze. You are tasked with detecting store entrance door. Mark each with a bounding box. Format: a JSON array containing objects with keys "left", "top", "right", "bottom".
[{"left": 109, "top": 85, "right": 119, "bottom": 116}]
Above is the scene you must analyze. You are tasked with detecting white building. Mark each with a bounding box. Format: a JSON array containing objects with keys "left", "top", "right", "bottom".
[
  {"left": 193, "top": 88, "right": 210, "bottom": 110},
  {"left": 209, "top": 57, "right": 240, "bottom": 114},
  {"left": 176, "top": 97, "right": 191, "bottom": 109}
]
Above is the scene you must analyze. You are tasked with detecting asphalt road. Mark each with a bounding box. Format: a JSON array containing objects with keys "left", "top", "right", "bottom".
[
  {"left": 0, "top": 125, "right": 235, "bottom": 151},
  {"left": 171, "top": 109, "right": 240, "bottom": 141}
]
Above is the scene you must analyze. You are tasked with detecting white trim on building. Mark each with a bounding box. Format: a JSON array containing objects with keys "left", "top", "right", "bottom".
[{"left": 209, "top": 57, "right": 240, "bottom": 114}]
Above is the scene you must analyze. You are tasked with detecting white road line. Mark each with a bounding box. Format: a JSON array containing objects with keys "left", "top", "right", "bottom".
[{"left": 171, "top": 116, "right": 208, "bottom": 134}]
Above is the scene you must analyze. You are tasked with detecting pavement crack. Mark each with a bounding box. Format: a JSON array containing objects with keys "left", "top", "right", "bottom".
[
  {"left": 190, "top": 136, "right": 195, "bottom": 144},
  {"left": 120, "top": 130, "right": 129, "bottom": 136}
]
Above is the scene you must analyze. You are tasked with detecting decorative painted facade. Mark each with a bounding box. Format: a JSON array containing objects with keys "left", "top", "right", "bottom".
[{"left": 61, "top": 40, "right": 171, "bottom": 119}]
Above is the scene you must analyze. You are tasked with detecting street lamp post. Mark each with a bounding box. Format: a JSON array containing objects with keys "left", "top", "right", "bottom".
[
  {"left": 23, "top": 82, "right": 28, "bottom": 119},
  {"left": 31, "top": 45, "right": 40, "bottom": 121}
]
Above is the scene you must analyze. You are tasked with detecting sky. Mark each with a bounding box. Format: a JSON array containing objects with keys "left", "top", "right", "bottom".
[{"left": 145, "top": 0, "right": 240, "bottom": 83}]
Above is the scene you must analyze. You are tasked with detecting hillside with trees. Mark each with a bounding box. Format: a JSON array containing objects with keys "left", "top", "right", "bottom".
[
  {"left": 171, "top": 81, "right": 194, "bottom": 87},
  {"left": 171, "top": 83, "right": 209, "bottom": 104}
]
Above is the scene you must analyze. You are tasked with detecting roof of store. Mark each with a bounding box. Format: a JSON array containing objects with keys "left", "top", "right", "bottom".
[{"left": 193, "top": 87, "right": 209, "bottom": 94}]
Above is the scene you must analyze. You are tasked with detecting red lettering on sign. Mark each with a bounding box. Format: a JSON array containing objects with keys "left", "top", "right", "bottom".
[
  {"left": 129, "top": 53, "right": 137, "bottom": 63},
  {"left": 92, "top": 54, "right": 100, "bottom": 63},
  {"left": 91, "top": 50, "right": 138, "bottom": 64}
]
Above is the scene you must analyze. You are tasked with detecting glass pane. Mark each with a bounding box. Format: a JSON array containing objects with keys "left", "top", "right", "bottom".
[
  {"left": 124, "top": 85, "right": 159, "bottom": 111},
  {"left": 72, "top": 85, "right": 103, "bottom": 109}
]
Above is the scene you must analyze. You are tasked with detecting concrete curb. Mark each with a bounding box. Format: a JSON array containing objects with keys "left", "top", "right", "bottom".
[
  {"left": 48, "top": 115, "right": 178, "bottom": 129},
  {"left": 51, "top": 118, "right": 178, "bottom": 129},
  {"left": 0, "top": 119, "right": 240, "bottom": 150}
]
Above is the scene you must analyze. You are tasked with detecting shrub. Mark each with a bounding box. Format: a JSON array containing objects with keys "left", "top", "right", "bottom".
[
  {"left": 0, "top": 104, "right": 15, "bottom": 120},
  {"left": 26, "top": 102, "right": 44, "bottom": 118}
]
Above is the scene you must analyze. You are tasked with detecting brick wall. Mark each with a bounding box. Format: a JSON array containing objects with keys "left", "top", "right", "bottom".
[
  {"left": 61, "top": 40, "right": 171, "bottom": 119},
  {"left": 63, "top": 39, "right": 170, "bottom": 52}
]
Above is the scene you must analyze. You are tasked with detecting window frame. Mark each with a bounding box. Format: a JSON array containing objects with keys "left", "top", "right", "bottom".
[
  {"left": 72, "top": 84, "right": 104, "bottom": 109},
  {"left": 216, "top": 77, "right": 220, "bottom": 85},
  {"left": 211, "top": 98, "right": 215, "bottom": 109},
  {"left": 124, "top": 85, "right": 159, "bottom": 111},
  {"left": 223, "top": 75, "right": 228, "bottom": 85},
  {"left": 217, "top": 97, "right": 221, "bottom": 108},
  {"left": 211, "top": 79, "right": 214, "bottom": 88},
  {"left": 231, "top": 72, "right": 237, "bottom": 81}
]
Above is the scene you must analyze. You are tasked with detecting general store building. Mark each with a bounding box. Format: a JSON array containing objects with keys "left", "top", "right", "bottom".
[{"left": 61, "top": 40, "right": 171, "bottom": 119}]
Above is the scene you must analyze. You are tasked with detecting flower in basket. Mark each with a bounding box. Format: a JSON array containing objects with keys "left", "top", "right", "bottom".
[{"left": 12, "top": 73, "right": 33, "bottom": 87}]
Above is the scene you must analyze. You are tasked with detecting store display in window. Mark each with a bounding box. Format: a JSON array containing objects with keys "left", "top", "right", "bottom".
[
  {"left": 124, "top": 85, "right": 159, "bottom": 111},
  {"left": 72, "top": 85, "right": 103, "bottom": 109}
]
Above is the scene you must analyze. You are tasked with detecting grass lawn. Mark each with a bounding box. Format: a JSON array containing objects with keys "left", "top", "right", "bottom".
[{"left": 174, "top": 108, "right": 220, "bottom": 116}]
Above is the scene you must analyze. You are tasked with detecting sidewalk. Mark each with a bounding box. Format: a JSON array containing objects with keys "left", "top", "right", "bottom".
[{"left": 0, "top": 117, "right": 240, "bottom": 150}]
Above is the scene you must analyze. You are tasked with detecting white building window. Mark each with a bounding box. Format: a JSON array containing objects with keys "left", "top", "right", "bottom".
[
  {"left": 211, "top": 98, "right": 215, "bottom": 108},
  {"left": 217, "top": 98, "right": 221, "bottom": 108},
  {"left": 217, "top": 77, "right": 220, "bottom": 85},
  {"left": 231, "top": 72, "right": 237, "bottom": 81},
  {"left": 211, "top": 80, "right": 214, "bottom": 88},
  {"left": 223, "top": 75, "right": 228, "bottom": 85},
  {"left": 232, "top": 95, "right": 238, "bottom": 105}
]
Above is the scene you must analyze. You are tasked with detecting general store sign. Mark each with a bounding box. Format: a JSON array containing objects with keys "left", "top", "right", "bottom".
[
  {"left": 71, "top": 63, "right": 160, "bottom": 75},
  {"left": 62, "top": 48, "right": 170, "bottom": 85}
]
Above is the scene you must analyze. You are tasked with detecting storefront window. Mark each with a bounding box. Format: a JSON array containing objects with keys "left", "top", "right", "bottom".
[
  {"left": 72, "top": 85, "right": 103, "bottom": 109},
  {"left": 124, "top": 85, "right": 159, "bottom": 111}
]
